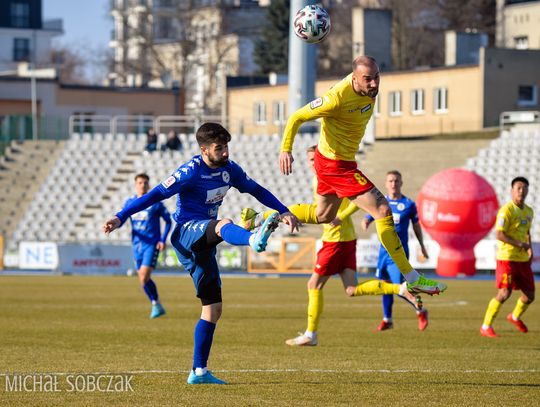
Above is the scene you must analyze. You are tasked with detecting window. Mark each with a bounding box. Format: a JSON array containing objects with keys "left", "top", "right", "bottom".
[
  {"left": 11, "top": 2, "right": 30, "bottom": 28},
  {"left": 411, "top": 89, "right": 425, "bottom": 115},
  {"left": 154, "top": 16, "right": 174, "bottom": 39},
  {"left": 434, "top": 87, "right": 448, "bottom": 113},
  {"left": 517, "top": 85, "right": 537, "bottom": 107},
  {"left": 514, "top": 36, "right": 529, "bottom": 50},
  {"left": 374, "top": 96, "right": 380, "bottom": 117},
  {"left": 13, "top": 38, "right": 30, "bottom": 62},
  {"left": 388, "top": 91, "right": 402, "bottom": 116},
  {"left": 254, "top": 102, "right": 266, "bottom": 125},
  {"left": 273, "top": 101, "right": 286, "bottom": 124}
]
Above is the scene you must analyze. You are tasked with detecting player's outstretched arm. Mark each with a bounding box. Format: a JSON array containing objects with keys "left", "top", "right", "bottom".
[{"left": 102, "top": 216, "right": 121, "bottom": 235}]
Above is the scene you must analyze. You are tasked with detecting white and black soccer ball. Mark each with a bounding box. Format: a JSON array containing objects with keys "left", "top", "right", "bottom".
[{"left": 293, "top": 4, "right": 331, "bottom": 44}]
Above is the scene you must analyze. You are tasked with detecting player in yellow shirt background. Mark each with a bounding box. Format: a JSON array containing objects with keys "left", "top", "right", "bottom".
[
  {"left": 481, "top": 177, "right": 535, "bottom": 338},
  {"left": 278, "top": 55, "right": 446, "bottom": 296},
  {"left": 241, "top": 146, "right": 423, "bottom": 346}
]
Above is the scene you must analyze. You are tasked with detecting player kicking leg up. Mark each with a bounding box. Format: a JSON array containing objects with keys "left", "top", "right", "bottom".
[
  {"left": 172, "top": 216, "right": 280, "bottom": 384},
  {"left": 103, "top": 122, "right": 299, "bottom": 384}
]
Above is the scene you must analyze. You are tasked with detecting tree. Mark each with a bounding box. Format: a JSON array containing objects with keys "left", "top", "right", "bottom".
[
  {"left": 253, "top": 0, "right": 290, "bottom": 74},
  {"left": 112, "top": 1, "right": 264, "bottom": 114},
  {"left": 50, "top": 45, "right": 87, "bottom": 84}
]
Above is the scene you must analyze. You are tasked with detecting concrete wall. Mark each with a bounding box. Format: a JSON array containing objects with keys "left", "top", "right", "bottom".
[{"left": 482, "top": 47, "right": 540, "bottom": 127}]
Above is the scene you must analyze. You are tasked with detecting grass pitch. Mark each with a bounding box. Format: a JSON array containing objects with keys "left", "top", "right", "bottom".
[{"left": 0, "top": 274, "right": 538, "bottom": 406}]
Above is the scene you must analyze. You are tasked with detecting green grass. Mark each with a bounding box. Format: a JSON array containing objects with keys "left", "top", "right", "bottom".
[{"left": 0, "top": 275, "right": 538, "bottom": 406}]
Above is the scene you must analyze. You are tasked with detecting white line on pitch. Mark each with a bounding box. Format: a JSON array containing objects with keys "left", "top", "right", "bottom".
[{"left": 0, "top": 368, "right": 537, "bottom": 376}]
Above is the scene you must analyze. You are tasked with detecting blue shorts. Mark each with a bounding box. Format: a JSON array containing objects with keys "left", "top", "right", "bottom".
[
  {"left": 170, "top": 219, "right": 223, "bottom": 299},
  {"left": 375, "top": 249, "right": 410, "bottom": 284},
  {"left": 133, "top": 243, "right": 159, "bottom": 270}
]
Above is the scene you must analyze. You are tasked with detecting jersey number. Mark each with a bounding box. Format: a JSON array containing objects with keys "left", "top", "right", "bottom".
[{"left": 354, "top": 173, "right": 368, "bottom": 186}]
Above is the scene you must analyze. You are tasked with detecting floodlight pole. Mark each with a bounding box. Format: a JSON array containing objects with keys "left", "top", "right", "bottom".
[
  {"left": 288, "top": 0, "right": 317, "bottom": 115},
  {"left": 31, "top": 29, "right": 37, "bottom": 141}
]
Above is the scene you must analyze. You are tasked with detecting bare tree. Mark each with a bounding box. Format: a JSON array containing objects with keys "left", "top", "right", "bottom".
[{"left": 112, "top": 1, "right": 263, "bottom": 115}]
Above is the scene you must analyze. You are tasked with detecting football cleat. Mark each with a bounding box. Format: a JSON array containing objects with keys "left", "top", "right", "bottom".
[
  {"left": 248, "top": 211, "right": 279, "bottom": 252},
  {"left": 480, "top": 326, "right": 499, "bottom": 338},
  {"left": 150, "top": 303, "right": 166, "bottom": 319},
  {"left": 187, "top": 370, "right": 227, "bottom": 385},
  {"left": 407, "top": 275, "right": 447, "bottom": 296},
  {"left": 285, "top": 333, "right": 318, "bottom": 346},
  {"left": 376, "top": 320, "right": 393, "bottom": 331},
  {"left": 417, "top": 309, "right": 429, "bottom": 331},
  {"left": 506, "top": 313, "right": 528, "bottom": 333}
]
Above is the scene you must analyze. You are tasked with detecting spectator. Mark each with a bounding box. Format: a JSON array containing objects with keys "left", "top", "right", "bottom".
[
  {"left": 145, "top": 128, "right": 158, "bottom": 152},
  {"left": 163, "top": 130, "right": 182, "bottom": 151}
]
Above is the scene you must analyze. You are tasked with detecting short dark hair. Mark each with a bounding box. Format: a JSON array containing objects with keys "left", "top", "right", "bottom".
[
  {"left": 386, "top": 170, "right": 402, "bottom": 178},
  {"left": 511, "top": 176, "right": 529, "bottom": 187},
  {"left": 196, "top": 122, "right": 231, "bottom": 146},
  {"left": 306, "top": 145, "right": 317, "bottom": 153},
  {"left": 134, "top": 173, "right": 149, "bottom": 182}
]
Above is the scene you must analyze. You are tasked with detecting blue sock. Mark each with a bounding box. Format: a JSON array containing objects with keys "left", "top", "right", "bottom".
[
  {"left": 143, "top": 279, "right": 159, "bottom": 302},
  {"left": 193, "top": 319, "right": 216, "bottom": 370},
  {"left": 382, "top": 294, "right": 394, "bottom": 320},
  {"left": 219, "top": 223, "right": 251, "bottom": 246}
]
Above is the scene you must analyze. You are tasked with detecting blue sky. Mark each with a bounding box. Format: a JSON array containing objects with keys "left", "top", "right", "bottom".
[{"left": 43, "top": 0, "right": 112, "bottom": 49}]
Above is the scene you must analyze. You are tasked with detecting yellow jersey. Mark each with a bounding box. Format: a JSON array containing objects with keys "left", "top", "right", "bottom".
[
  {"left": 281, "top": 73, "right": 375, "bottom": 161},
  {"left": 311, "top": 177, "right": 358, "bottom": 242},
  {"left": 495, "top": 201, "right": 534, "bottom": 262}
]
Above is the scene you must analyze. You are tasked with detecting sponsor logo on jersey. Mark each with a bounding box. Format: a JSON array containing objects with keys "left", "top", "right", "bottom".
[
  {"left": 131, "top": 211, "right": 149, "bottom": 221},
  {"left": 206, "top": 186, "right": 229, "bottom": 204},
  {"left": 161, "top": 175, "right": 176, "bottom": 189},
  {"left": 361, "top": 104, "right": 372, "bottom": 113},
  {"left": 222, "top": 171, "right": 230, "bottom": 183},
  {"left": 392, "top": 213, "right": 401, "bottom": 225},
  {"left": 200, "top": 174, "right": 213, "bottom": 179},
  {"left": 310, "top": 97, "right": 323, "bottom": 109},
  {"left": 397, "top": 203, "right": 405, "bottom": 211}
]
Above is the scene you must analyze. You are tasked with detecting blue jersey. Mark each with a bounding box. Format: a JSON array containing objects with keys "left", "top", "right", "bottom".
[
  {"left": 123, "top": 197, "right": 172, "bottom": 246},
  {"left": 156, "top": 155, "right": 266, "bottom": 225},
  {"left": 367, "top": 195, "right": 418, "bottom": 258}
]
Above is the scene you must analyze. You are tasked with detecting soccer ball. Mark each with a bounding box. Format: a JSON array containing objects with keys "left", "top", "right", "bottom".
[{"left": 293, "top": 5, "right": 331, "bottom": 44}]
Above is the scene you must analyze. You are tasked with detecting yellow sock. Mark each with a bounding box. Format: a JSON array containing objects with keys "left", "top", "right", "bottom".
[
  {"left": 512, "top": 298, "right": 530, "bottom": 320},
  {"left": 375, "top": 216, "right": 413, "bottom": 274},
  {"left": 354, "top": 280, "right": 400, "bottom": 296},
  {"left": 482, "top": 298, "right": 502, "bottom": 327},
  {"left": 288, "top": 203, "right": 319, "bottom": 224},
  {"left": 307, "top": 289, "right": 323, "bottom": 332}
]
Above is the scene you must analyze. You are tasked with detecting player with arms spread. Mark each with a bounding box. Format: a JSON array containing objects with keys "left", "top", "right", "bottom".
[
  {"left": 279, "top": 55, "right": 446, "bottom": 296},
  {"left": 103, "top": 123, "right": 299, "bottom": 384}
]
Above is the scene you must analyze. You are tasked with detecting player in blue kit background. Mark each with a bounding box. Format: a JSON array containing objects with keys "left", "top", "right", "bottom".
[
  {"left": 362, "top": 170, "right": 430, "bottom": 331},
  {"left": 123, "top": 173, "right": 171, "bottom": 319},
  {"left": 103, "top": 123, "right": 299, "bottom": 385}
]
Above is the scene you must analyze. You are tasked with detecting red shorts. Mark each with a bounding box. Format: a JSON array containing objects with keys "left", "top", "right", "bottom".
[
  {"left": 315, "top": 240, "right": 357, "bottom": 276},
  {"left": 495, "top": 260, "right": 535, "bottom": 292},
  {"left": 314, "top": 148, "right": 375, "bottom": 198}
]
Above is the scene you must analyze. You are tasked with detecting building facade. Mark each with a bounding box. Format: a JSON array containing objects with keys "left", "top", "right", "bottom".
[
  {"left": 496, "top": 0, "right": 540, "bottom": 49},
  {"left": 227, "top": 48, "right": 540, "bottom": 137},
  {"left": 0, "top": 0, "right": 63, "bottom": 72},
  {"left": 108, "top": 0, "right": 267, "bottom": 115}
]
